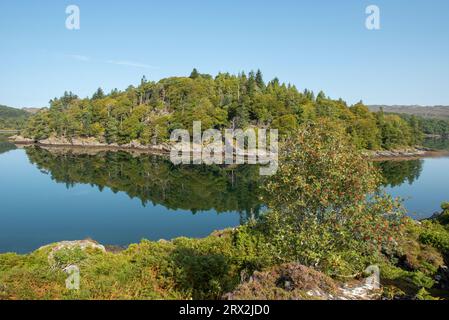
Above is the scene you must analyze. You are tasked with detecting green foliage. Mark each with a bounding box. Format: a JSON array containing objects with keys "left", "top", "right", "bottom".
[
  {"left": 0, "top": 105, "right": 30, "bottom": 130},
  {"left": 399, "top": 114, "right": 449, "bottom": 137},
  {"left": 0, "top": 135, "right": 17, "bottom": 154},
  {"left": 380, "top": 216, "right": 449, "bottom": 299},
  {"left": 92, "top": 88, "right": 105, "bottom": 100},
  {"left": 0, "top": 227, "right": 274, "bottom": 300},
  {"left": 381, "top": 263, "right": 435, "bottom": 292},
  {"left": 21, "top": 71, "right": 423, "bottom": 150},
  {"left": 419, "top": 222, "right": 449, "bottom": 253},
  {"left": 376, "top": 112, "right": 416, "bottom": 149},
  {"left": 3, "top": 211, "right": 446, "bottom": 300},
  {"left": 415, "top": 288, "right": 439, "bottom": 300},
  {"left": 271, "top": 114, "right": 298, "bottom": 137},
  {"left": 262, "top": 120, "right": 404, "bottom": 275},
  {"left": 52, "top": 247, "right": 90, "bottom": 269},
  {"left": 439, "top": 202, "right": 449, "bottom": 225}
]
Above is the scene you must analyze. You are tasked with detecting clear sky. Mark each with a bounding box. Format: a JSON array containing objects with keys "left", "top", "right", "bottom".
[{"left": 0, "top": 0, "right": 448, "bottom": 108}]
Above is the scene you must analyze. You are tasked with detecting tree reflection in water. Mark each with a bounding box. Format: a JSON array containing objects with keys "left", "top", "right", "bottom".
[
  {"left": 24, "top": 147, "right": 265, "bottom": 222},
  {"left": 23, "top": 146, "right": 425, "bottom": 222}
]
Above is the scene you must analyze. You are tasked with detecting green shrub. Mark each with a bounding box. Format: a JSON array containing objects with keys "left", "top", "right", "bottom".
[
  {"left": 419, "top": 222, "right": 449, "bottom": 254},
  {"left": 262, "top": 121, "right": 404, "bottom": 275},
  {"left": 437, "top": 202, "right": 449, "bottom": 225},
  {"left": 415, "top": 288, "right": 439, "bottom": 300}
]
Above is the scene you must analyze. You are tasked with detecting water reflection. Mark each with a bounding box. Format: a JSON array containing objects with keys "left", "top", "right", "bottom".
[
  {"left": 0, "top": 134, "right": 17, "bottom": 155},
  {"left": 24, "top": 147, "right": 429, "bottom": 213},
  {"left": 375, "top": 159, "right": 423, "bottom": 187},
  {"left": 24, "top": 147, "right": 265, "bottom": 220},
  {"left": 1, "top": 144, "right": 447, "bottom": 252}
]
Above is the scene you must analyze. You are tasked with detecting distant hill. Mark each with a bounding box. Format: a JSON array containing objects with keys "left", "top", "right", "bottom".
[
  {"left": 0, "top": 105, "right": 30, "bottom": 130},
  {"left": 22, "top": 107, "right": 42, "bottom": 114},
  {"left": 368, "top": 105, "right": 449, "bottom": 119}
]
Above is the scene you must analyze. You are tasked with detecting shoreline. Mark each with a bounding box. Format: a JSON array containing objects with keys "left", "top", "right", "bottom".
[
  {"left": 18, "top": 141, "right": 172, "bottom": 156},
  {"left": 365, "top": 148, "right": 449, "bottom": 161},
  {"left": 9, "top": 135, "right": 449, "bottom": 160},
  {"left": 9, "top": 135, "right": 172, "bottom": 155}
]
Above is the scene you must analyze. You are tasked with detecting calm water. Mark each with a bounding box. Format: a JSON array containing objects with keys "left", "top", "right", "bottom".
[
  {"left": 0, "top": 143, "right": 262, "bottom": 253},
  {"left": 1, "top": 139, "right": 449, "bottom": 253}
]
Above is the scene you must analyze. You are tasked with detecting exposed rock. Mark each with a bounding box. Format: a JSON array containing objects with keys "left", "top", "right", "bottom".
[
  {"left": 422, "top": 208, "right": 449, "bottom": 225},
  {"left": 39, "top": 136, "right": 107, "bottom": 147},
  {"left": 339, "top": 279, "right": 380, "bottom": 300},
  {"left": 41, "top": 239, "right": 106, "bottom": 253},
  {"left": 365, "top": 148, "right": 427, "bottom": 159},
  {"left": 104, "top": 244, "right": 126, "bottom": 253},
  {"left": 39, "top": 239, "right": 106, "bottom": 269},
  {"left": 35, "top": 136, "right": 172, "bottom": 153},
  {"left": 224, "top": 263, "right": 380, "bottom": 300},
  {"left": 8, "top": 135, "right": 34, "bottom": 143},
  {"left": 434, "top": 266, "right": 449, "bottom": 290}
]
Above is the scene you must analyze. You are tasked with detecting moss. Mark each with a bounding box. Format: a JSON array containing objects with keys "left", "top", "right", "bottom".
[
  {"left": 379, "top": 216, "right": 449, "bottom": 299},
  {"left": 380, "top": 263, "right": 435, "bottom": 299},
  {"left": 419, "top": 221, "right": 449, "bottom": 254},
  {"left": 394, "top": 220, "right": 444, "bottom": 275},
  {"left": 415, "top": 288, "right": 439, "bottom": 300}
]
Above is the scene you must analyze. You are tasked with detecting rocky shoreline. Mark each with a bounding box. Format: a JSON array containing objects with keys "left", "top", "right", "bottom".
[
  {"left": 365, "top": 147, "right": 449, "bottom": 161},
  {"left": 9, "top": 135, "right": 449, "bottom": 160},
  {"left": 9, "top": 135, "right": 172, "bottom": 154}
]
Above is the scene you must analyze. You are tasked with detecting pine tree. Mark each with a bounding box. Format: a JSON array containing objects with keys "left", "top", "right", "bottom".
[
  {"left": 317, "top": 91, "right": 326, "bottom": 101},
  {"left": 255, "top": 69, "right": 265, "bottom": 89},
  {"left": 105, "top": 118, "right": 119, "bottom": 144},
  {"left": 247, "top": 71, "right": 256, "bottom": 95},
  {"left": 92, "top": 88, "right": 105, "bottom": 100},
  {"left": 190, "top": 68, "right": 199, "bottom": 79}
]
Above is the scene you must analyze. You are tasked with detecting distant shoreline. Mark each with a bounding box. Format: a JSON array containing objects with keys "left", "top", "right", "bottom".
[
  {"left": 9, "top": 135, "right": 449, "bottom": 161},
  {"left": 365, "top": 147, "right": 449, "bottom": 161},
  {"left": 369, "top": 150, "right": 449, "bottom": 161},
  {"left": 10, "top": 139, "right": 171, "bottom": 156}
]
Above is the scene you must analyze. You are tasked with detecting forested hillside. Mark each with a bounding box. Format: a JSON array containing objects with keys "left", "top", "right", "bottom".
[
  {"left": 398, "top": 114, "right": 449, "bottom": 137},
  {"left": 369, "top": 105, "right": 449, "bottom": 119},
  {"left": 0, "top": 105, "right": 30, "bottom": 130},
  {"left": 368, "top": 105, "right": 449, "bottom": 137},
  {"left": 22, "top": 70, "right": 423, "bottom": 150}
]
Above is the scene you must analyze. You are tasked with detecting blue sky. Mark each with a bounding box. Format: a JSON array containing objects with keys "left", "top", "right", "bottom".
[{"left": 0, "top": 0, "right": 448, "bottom": 108}]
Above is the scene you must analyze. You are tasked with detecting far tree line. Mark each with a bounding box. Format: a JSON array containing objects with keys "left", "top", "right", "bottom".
[{"left": 19, "top": 69, "right": 448, "bottom": 150}]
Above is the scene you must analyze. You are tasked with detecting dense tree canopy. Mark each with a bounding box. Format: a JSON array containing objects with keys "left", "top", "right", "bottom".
[
  {"left": 398, "top": 114, "right": 449, "bottom": 137},
  {"left": 22, "top": 70, "right": 425, "bottom": 150},
  {"left": 0, "top": 105, "right": 30, "bottom": 130}
]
